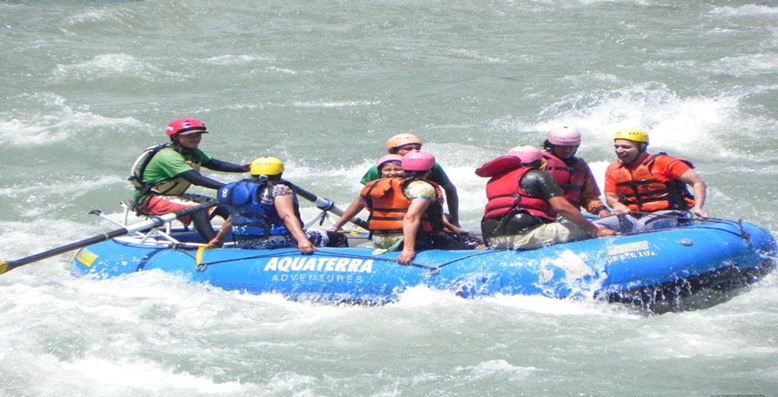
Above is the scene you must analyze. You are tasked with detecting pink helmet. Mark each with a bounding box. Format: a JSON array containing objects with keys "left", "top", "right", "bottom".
[
  {"left": 166, "top": 118, "right": 208, "bottom": 136},
  {"left": 376, "top": 154, "right": 403, "bottom": 168},
  {"left": 547, "top": 126, "right": 581, "bottom": 146},
  {"left": 507, "top": 145, "right": 543, "bottom": 165},
  {"left": 402, "top": 150, "right": 436, "bottom": 172}
]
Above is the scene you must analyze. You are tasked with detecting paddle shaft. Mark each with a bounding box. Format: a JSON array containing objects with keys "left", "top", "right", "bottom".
[
  {"left": 286, "top": 181, "right": 369, "bottom": 230},
  {"left": 0, "top": 200, "right": 217, "bottom": 275}
]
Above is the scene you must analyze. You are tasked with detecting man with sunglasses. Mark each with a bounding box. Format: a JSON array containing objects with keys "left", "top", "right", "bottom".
[{"left": 596, "top": 128, "right": 708, "bottom": 233}]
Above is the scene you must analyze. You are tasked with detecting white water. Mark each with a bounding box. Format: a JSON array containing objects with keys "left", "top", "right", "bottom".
[{"left": 1, "top": 1, "right": 777, "bottom": 396}]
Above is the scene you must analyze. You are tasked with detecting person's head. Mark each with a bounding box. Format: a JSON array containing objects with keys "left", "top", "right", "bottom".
[
  {"left": 543, "top": 126, "right": 581, "bottom": 160},
  {"left": 250, "top": 156, "right": 284, "bottom": 180},
  {"left": 376, "top": 154, "right": 404, "bottom": 178},
  {"left": 166, "top": 118, "right": 208, "bottom": 149},
  {"left": 401, "top": 150, "right": 435, "bottom": 178},
  {"left": 385, "top": 133, "right": 422, "bottom": 155},
  {"left": 613, "top": 128, "right": 649, "bottom": 164},
  {"left": 507, "top": 145, "right": 543, "bottom": 168}
]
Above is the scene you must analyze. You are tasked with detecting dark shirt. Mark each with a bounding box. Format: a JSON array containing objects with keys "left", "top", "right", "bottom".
[{"left": 481, "top": 169, "right": 564, "bottom": 238}]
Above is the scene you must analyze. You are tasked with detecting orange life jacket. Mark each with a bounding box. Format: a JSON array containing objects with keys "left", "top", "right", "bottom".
[
  {"left": 611, "top": 153, "right": 695, "bottom": 212},
  {"left": 542, "top": 152, "right": 587, "bottom": 208},
  {"left": 482, "top": 167, "right": 556, "bottom": 222},
  {"left": 360, "top": 177, "right": 444, "bottom": 233}
]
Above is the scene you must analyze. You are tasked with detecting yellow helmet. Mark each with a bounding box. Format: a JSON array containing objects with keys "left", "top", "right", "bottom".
[
  {"left": 384, "top": 133, "right": 422, "bottom": 150},
  {"left": 250, "top": 157, "right": 284, "bottom": 176},
  {"left": 614, "top": 128, "right": 649, "bottom": 143}
]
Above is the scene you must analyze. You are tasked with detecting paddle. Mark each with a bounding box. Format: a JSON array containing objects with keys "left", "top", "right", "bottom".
[
  {"left": 285, "top": 181, "right": 369, "bottom": 230},
  {"left": 0, "top": 200, "right": 218, "bottom": 275}
]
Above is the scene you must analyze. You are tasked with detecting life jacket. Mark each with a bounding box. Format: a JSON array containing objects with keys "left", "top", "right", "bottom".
[
  {"left": 542, "top": 152, "right": 587, "bottom": 208},
  {"left": 360, "top": 177, "right": 444, "bottom": 233},
  {"left": 612, "top": 153, "right": 695, "bottom": 212},
  {"left": 217, "top": 179, "right": 297, "bottom": 239},
  {"left": 128, "top": 143, "right": 169, "bottom": 192},
  {"left": 129, "top": 145, "right": 202, "bottom": 198},
  {"left": 482, "top": 167, "right": 556, "bottom": 222}
]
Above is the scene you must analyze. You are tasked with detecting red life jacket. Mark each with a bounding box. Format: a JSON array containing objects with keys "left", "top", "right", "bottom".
[
  {"left": 542, "top": 152, "right": 587, "bottom": 208},
  {"left": 611, "top": 153, "right": 695, "bottom": 212},
  {"left": 360, "top": 177, "right": 444, "bottom": 233},
  {"left": 482, "top": 167, "right": 556, "bottom": 222}
]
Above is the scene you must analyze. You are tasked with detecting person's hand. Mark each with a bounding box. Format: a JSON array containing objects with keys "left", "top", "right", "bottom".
[
  {"left": 593, "top": 227, "right": 617, "bottom": 237},
  {"left": 207, "top": 238, "right": 224, "bottom": 248},
  {"left": 297, "top": 241, "right": 316, "bottom": 255},
  {"left": 397, "top": 248, "right": 415, "bottom": 265},
  {"left": 692, "top": 206, "right": 708, "bottom": 219},
  {"left": 612, "top": 203, "right": 631, "bottom": 215}
]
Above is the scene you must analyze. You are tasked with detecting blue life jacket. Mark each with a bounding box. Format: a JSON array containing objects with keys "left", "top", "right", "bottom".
[{"left": 217, "top": 179, "right": 296, "bottom": 239}]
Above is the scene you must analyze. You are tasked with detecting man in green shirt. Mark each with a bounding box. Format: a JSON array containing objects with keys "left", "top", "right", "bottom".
[
  {"left": 129, "top": 117, "right": 248, "bottom": 240},
  {"left": 360, "top": 133, "right": 460, "bottom": 226}
]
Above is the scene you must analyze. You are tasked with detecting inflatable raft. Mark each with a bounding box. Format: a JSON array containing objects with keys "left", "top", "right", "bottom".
[{"left": 70, "top": 217, "right": 777, "bottom": 313}]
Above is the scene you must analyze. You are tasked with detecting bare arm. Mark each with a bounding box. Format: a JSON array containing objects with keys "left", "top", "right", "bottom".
[
  {"left": 275, "top": 193, "right": 315, "bottom": 254},
  {"left": 398, "top": 198, "right": 430, "bottom": 265},
  {"left": 331, "top": 196, "right": 366, "bottom": 231},
  {"left": 208, "top": 217, "right": 232, "bottom": 247},
  {"left": 605, "top": 192, "right": 631, "bottom": 215},
  {"left": 678, "top": 169, "right": 708, "bottom": 218}
]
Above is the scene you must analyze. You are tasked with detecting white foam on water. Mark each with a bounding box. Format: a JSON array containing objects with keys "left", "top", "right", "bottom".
[
  {"left": 0, "top": 93, "right": 146, "bottom": 146},
  {"left": 53, "top": 54, "right": 183, "bottom": 81}
]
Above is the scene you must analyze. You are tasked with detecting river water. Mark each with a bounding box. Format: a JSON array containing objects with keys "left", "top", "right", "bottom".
[{"left": 1, "top": 1, "right": 777, "bottom": 396}]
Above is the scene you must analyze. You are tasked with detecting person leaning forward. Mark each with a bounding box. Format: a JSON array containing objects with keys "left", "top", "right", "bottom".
[
  {"left": 477, "top": 145, "right": 616, "bottom": 250},
  {"left": 360, "top": 132, "right": 461, "bottom": 226},
  {"left": 209, "top": 157, "right": 347, "bottom": 253},
  {"left": 594, "top": 128, "right": 707, "bottom": 233},
  {"left": 129, "top": 117, "right": 249, "bottom": 240},
  {"left": 361, "top": 151, "right": 472, "bottom": 265}
]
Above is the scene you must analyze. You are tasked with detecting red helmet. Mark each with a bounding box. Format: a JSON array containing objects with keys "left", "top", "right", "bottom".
[
  {"left": 547, "top": 126, "right": 581, "bottom": 146},
  {"left": 507, "top": 145, "right": 543, "bottom": 165},
  {"left": 402, "top": 150, "right": 436, "bottom": 172},
  {"left": 165, "top": 118, "right": 208, "bottom": 136}
]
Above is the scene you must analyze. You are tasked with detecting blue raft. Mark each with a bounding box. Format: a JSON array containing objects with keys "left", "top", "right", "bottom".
[{"left": 71, "top": 218, "right": 777, "bottom": 313}]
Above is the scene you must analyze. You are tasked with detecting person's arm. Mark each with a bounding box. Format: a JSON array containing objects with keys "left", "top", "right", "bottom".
[
  {"left": 203, "top": 158, "right": 250, "bottom": 173},
  {"left": 442, "top": 214, "right": 467, "bottom": 235},
  {"left": 178, "top": 169, "right": 225, "bottom": 190},
  {"left": 208, "top": 217, "right": 232, "bottom": 247},
  {"left": 580, "top": 165, "right": 611, "bottom": 217},
  {"left": 678, "top": 169, "right": 708, "bottom": 218},
  {"left": 441, "top": 182, "right": 460, "bottom": 226},
  {"left": 398, "top": 198, "right": 430, "bottom": 265},
  {"left": 549, "top": 197, "right": 616, "bottom": 238},
  {"left": 275, "top": 193, "right": 315, "bottom": 254},
  {"left": 331, "top": 196, "right": 366, "bottom": 231},
  {"left": 605, "top": 192, "right": 631, "bottom": 215}
]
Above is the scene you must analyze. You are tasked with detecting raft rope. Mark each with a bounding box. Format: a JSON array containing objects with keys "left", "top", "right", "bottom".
[
  {"left": 614, "top": 212, "right": 749, "bottom": 240},
  {"left": 188, "top": 246, "right": 496, "bottom": 274}
]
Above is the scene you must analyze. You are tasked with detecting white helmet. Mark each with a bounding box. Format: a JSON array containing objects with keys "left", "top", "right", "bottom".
[{"left": 547, "top": 126, "right": 582, "bottom": 146}]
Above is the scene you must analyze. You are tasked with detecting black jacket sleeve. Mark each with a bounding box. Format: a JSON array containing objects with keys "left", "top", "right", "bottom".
[
  {"left": 178, "top": 170, "right": 225, "bottom": 190},
  {"left": 203, "top": 158, "right": 248, "bottom": 173}
]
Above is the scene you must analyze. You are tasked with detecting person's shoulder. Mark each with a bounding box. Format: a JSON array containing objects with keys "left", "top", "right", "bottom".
[
  {"left": 523, "top": 168, "right": 549, "bottom": 181},
  {"left": 360, "top": 165, "right": 380, "bottom": 184},
  {"left": 652, "top": 153, "right": 691, "bottom": 168},
  {"left": 150, "top": 146, "right": 182, "bottom": 161}
]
